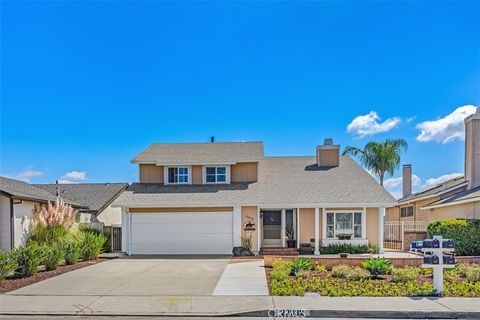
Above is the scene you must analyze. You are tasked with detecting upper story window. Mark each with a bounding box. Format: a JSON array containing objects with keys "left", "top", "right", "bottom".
[
  {"left": 203, "top": 166, "right": 229, "bottom": 184},
  {"left": 400, "top": 205, "right": 414, "bottom": 218},
  {"left": 166, "top": 166, "right": 190, "bottom": 184}
]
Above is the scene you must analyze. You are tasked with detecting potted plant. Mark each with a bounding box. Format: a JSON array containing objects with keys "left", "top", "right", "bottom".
[
  {"left": 286, "top": 225, "right": 296, "bottom": 248},
  {"left": 339, "top": 252, "right": 349, "bottom": 258},
  {"left": 337, "top": 233, "right": 352, "bottom": 240}
]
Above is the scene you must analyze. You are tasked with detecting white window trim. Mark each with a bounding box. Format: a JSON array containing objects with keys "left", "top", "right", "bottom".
[
  {"left": 325, "top": 211, "right": 364, "bottom": 240},
  {"left": 202, "top": 165, "right": 231, "bottom": 184},
  {"left": 164, "top": 166, "right": 192, "bottom": 185}
]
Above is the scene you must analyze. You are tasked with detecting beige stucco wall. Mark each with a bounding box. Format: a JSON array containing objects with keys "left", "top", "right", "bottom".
[
  {"left": 192, "top": 165, "right": 202, "bottom": 184},
  {"left": 96, "top": 203, "right": 122, "bottom": 226},
  {"left": 12, "top": 200, "right": 35, "bottom": 249},
  {"left": 231, "top": 162, "right": 258, "bottom": 182},
  {"left": 424, "top": 201, "right": 480, "bottom": 221},
  {"left": 139, "top": 164, "right": 164, "bottom": 183},
  {"left": 241, "top": 206, "right": 259, "bottom": 252},
  {"left": 366, "top": 207, "right": 379, "bottom": 245},
  {"left": 385, "top": 207, "right": 399, "bottom": 222}
]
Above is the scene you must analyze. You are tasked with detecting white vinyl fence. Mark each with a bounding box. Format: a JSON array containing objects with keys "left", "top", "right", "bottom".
[{"left": 384, "top": 221, "right": 428, "bottom": 250}]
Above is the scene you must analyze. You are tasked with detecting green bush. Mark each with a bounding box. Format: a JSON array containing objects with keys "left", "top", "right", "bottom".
[
  {"left": 29, "top": 225, "right": 68, "bottom": 244},
  {"left": 457, "top": 263, "right": 480, "bottom": 282},
  {"left": 63, "top": 240, "right": 81, "bottom": 265},
  {"left": 427, "top": 219, "right": 480, "bottom": 256},
  {"left": 363, "top": 257, "right": 392, "bottom": 279},
  {"left": 319, "top": 243, "right": 378, "bottom": 254},
  {"left": 78, "top": 231, "right": 107, "bottom": 261},
  {"left": 0, "top": 251, "right": 18, "bottom": 281},
  {"left": 391, "top": 267, "right": 420, "bottom": 283},
  {"left": 332, "top": 265, "right": 351, "bottom": 278},
  {"left": 315, "top": 264, "right": 327, "bottom": 273},
  {"left": 348, "top": 266, "right": 370, "bottom": 280},
  {"left": 44, "top": 243, "right": 64, "bottom": 271},
  {"left": 272, "top": 260, "right": 291, "bottom": 273},
  {"left": 11, "top": 244, "right": 48, "bottom": 278},
  {"left": 270, "top": 269, "right": 289, "bottom": 281}
]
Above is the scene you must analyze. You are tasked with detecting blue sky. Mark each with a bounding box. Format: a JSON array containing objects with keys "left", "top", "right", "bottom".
[{"left": 1, "top": 1, "right": 479, "bottom": 198}]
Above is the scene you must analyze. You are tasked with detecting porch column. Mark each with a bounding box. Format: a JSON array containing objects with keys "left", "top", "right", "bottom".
[
  {"left": 378, "top": 207, "right": 385, "bottom": 253},
  {"left": 233, "top": 206, "right": 241, "bottom": 247},
  {"left": 257, "top": 207, "right": 261, "bottom": 252},
  {"left": 281, "top": 209, "right": 286, "bottom": 247},
  {"left": 362, "top": 207, "right": 367, "bottom": 240},
  {"left": 296, "top": 208, "right": 301, "bottom": 249},
  {"left": 314, "top": 207, "right": 320, "bottom": 255}
]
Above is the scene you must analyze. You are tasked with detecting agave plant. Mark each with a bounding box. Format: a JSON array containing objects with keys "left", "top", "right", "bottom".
[
  {"left": 0, "top": 251, "right": 18, "bottom": 281},
  {"left": 363, "top": 257, "right": 392, "bottom": 279}
]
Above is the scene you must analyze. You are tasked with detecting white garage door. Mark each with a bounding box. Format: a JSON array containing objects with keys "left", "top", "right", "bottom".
[{"left": 130, "top": 212, "right": 233, "bottom": 254}]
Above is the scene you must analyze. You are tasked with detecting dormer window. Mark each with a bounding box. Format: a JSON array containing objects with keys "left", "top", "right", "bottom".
[
  {"left": 203, "top": 166, "right": 230, "bottom": 184},
  {"left": 166, "top": 166, "right": 191, "bottom": 184}
]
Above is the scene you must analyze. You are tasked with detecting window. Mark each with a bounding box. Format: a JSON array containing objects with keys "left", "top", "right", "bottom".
[
  {"left": 204, "top": 166, "right": 228, "bottom": 183},
  {"left": 326, "top": 212, "right": 363, "bottom": 239},
  {"left": 167, "top": 167, "right": 189, "bottom": 184},
  {"left": 400, "top": 205, "right": 414, "bottom": 218}
]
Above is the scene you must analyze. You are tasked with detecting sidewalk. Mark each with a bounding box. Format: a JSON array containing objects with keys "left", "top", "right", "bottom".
[
  {"left": 213, "top": 260, "right": 269, "bottom": 295},
  {"left": 1, "top": 294, "right": 479, "bottom": 318}
]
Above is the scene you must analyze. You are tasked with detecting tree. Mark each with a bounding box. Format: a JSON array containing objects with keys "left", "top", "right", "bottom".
[{"left": 342, "top": 139, "right": 408, "bottom": 186}]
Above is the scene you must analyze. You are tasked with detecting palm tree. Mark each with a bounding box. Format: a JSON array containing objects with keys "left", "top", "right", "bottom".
[{"left": 342, "top": 139, "right": 408, "bottom": 186}]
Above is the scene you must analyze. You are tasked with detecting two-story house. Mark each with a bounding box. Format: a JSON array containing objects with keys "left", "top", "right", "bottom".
[{"left": 115, "top": 138, "right": 395, "bottom": 255}]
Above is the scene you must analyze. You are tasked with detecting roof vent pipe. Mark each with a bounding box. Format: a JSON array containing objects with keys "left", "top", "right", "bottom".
[{"left": 210, "top": 136, "right": 215, "bottom": 143}]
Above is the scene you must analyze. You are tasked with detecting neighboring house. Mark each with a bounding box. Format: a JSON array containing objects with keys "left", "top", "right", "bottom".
[
  {"left": 34, "top": 183, "right": 128, "bottom": 227},
  {"left": 386, "top": 108, "right": 480, "bottom": 225},
  {"left": 114, "top": 138, "right": 395, "bottom": 255},
  {"left": 0, "top": 176, "right": 84, "bottom": 251}
]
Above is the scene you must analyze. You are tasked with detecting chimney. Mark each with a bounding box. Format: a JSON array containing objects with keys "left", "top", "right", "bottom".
[
  {"left": 402, "top": 164, "right": 412, "bottom": 197},
  {"left": 465, "top": 107, "right": 480, "bottom": 189},
  {"left": 316, "top": 138, "right": 340, "bottom": 167}
]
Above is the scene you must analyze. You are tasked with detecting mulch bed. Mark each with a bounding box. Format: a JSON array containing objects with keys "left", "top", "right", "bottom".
[{"left": 0, "top": 259, "right": 107, "bottom": 294}]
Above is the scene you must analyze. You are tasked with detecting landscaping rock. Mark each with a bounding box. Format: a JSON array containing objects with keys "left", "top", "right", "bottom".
[{"left": 232, "top": 246, "right": 254, "bottom": 256}]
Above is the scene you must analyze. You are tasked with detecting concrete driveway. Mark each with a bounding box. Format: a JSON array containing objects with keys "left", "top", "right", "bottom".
[{"left": 8, "top": 256, "right": 230, "bottom": 296}]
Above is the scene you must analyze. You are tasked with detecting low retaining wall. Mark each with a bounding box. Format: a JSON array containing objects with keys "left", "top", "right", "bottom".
[{"left": 264, "top": 255, "right": 480, "bottom": 269}]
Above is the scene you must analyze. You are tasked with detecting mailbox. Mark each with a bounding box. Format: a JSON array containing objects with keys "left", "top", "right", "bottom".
[
  {"left": 423, "top": 240, "right": 433, "bottom": 248},
  {"left": 432, "top": 238, "right": 440, "bottom": 248},
  {"left": 442, "top": 239, "right": 455, "bottom": 248},
  {"left": 424, "top": 254, "right": 440, "bottom": 264},
  {"left": 443, "top": 255, "right": 455, "bottom": 265}
]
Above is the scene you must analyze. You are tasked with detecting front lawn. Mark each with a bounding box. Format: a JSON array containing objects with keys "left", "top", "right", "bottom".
[{"left": 266, "top": 258, "right": 480, "bottom": 297}]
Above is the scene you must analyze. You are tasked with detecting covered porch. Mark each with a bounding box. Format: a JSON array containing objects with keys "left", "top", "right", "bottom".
[{"left": 254, "top": 207, "right": 385, "bottom": 255}]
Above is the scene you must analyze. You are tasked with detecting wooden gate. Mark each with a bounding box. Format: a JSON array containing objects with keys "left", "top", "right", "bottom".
[{"left": 111, "top": 224, "right": 122, "bottom": 252}]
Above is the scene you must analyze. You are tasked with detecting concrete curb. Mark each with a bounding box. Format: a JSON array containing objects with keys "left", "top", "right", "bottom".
[{"left": 2, "top": 310, "right": 480, "bottom": 318}]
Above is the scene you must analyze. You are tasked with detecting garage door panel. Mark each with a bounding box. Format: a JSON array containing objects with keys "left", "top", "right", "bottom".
[{"left": 130, "top": 212, "right": 233, "bottom": 255}]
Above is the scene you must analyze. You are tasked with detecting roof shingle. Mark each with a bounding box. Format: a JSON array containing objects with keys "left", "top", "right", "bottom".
[{"left": 1, "top": 176, "right": 59, "bottom": 203}]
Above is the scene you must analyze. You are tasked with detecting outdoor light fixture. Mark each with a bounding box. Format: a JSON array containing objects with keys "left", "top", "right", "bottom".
[{"left": 244, "top": 222, "right": 255, "bottom": 232}]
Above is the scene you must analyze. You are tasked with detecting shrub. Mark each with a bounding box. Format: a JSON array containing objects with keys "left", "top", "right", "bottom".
[
  {"left": 0, "top": 251, "right": 18, "bottom": 281},
  {"left": 78, "top": 231, "right": 107, "bottom": 260},
  {"left": 29, "top": 199, "right": 76, "bottom": 244},
  {"left": 391, "top": 267, "right": 420, "bottom": 283},
  {"left": 332, "top": 265, "right": 351, "bottom": 278},
  {"left": 348, "top": 266, "right": 370, "bottom": 280},
  {"left": 368, "top": 245, "right": 380, "bottom": 254},
  {"left": 270, "top": 269, "right": 289, "bottom": 281},
  {"left": 319, "top": 243, "right": 371, "bottom": 254},
  {"left": 63, "top": 240, "right": 81, "bottom": 265},
  {"left": 315, "top": 264, "right": 327, "bottom": 273},
  {"left": 289, "top": 258, "right": 312, "bottom": 275},
  {"left": 44, "top": 243, "right": 64, "bottom": 271},
  {"left": 363, "top": 257, "right": 392, "bottom": 279},
  {"left": 272, "top": 260, "right": 291, "bottom": 273},
  {"left": 11, "top": 244, "right": 48, "bottom": 278},
  {"left": 427, "top": 219, "right": 480, "bottom": 256},
  {"left": 457, "top": 264, "right": 480, "bottom": 282}
]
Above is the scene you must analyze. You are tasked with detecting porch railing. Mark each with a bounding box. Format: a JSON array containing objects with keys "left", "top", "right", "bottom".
[{"left": 384, "top": 221, "right": 428, "bottom": 250}]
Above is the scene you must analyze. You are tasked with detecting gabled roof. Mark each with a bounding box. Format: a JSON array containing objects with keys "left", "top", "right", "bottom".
[
  {"left": 131, "top": 142, "right": 264, "bottom": 165},
  {"left": 0, "top": 176, "right": 59, "bottom": 203},
  {"left": 114, "top": 156, "right": 395, "bottom": 208},
  {"left": 422, "top": 186, "right": 480, "bottom": 209},
  {"left": 397, "top": 176, "right": 466, "bottom": 204},
  {"left": 34, "top": 183, "right": 128, "bottom": 213}
]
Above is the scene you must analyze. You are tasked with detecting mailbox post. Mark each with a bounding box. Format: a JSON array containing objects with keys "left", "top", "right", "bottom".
[{"left": 421, "top": 235, "right": 456, "bottom": 294}]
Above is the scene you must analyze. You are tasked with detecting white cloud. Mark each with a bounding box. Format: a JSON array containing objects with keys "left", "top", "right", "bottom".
[
  {"left": 57, "top": 179, "right": 79, "bottom": 184},
  {"left": 406, "top": 116, "right": 416, "bottom": 123},
  {"left": 383, "top": 174, "right": 421, "bottom": 199},
  {"left": 347, "top": 111, "right": 401, "bottom": 138},
  {"left": 2, "top": 166, "right": 45, "bottom": 182},
  {"left": 61, "top": 171, "right": 87, "bottom": 181},
  {"left": 423, "top": 173, "right": 463, "bottom": 190},
  {"left": 416, "top": 105, "right": 478, "bottom": 143}
]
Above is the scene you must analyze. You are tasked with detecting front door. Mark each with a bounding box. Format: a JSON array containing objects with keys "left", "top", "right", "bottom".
[{"left": 262, "top": 210, "right": 282, "bottom": 247}]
